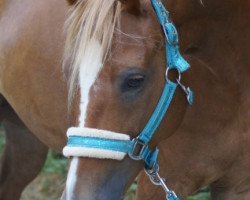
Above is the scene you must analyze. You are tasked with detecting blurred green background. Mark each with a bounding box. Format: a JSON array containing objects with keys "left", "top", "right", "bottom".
[{"left": 0, "top": 126, "right": 211, "bottom": 200}]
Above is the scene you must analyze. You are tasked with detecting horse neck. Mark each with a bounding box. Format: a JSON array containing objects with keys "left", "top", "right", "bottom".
[
  {"left": 157, "top": 1, "right": 250, "bottom": 197},
  {"left": 168, "top": 0, "right": 250, "bottom": 91}
]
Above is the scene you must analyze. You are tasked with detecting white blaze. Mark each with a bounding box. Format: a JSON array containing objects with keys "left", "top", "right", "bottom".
[
  {"left": 66, "top": 39, "right": 103, "bottom": 200},
  {"left": 78, "top": 40, "right": 103, "bottom": 127},
  {"left": 66, "top": 158, "right": 79, "bottom": 200}
]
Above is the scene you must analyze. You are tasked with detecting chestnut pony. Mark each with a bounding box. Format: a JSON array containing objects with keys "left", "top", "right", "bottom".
[{"left": 0, "top": 0, "right": 250, "bottom": 200}]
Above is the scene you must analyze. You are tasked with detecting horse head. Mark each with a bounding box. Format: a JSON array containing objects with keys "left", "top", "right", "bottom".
[{"left": 62, "top": 0, "right": 189, "bottom": 199}]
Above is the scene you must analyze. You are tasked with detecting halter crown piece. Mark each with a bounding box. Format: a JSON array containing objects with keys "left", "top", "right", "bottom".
[{"left": 63, "top": 0, "right": 193, "bottom": 199}]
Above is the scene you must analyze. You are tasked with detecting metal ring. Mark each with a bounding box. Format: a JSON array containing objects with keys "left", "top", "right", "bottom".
[{"left": 165, "top": 67, "right": 181, "bottom": 83}]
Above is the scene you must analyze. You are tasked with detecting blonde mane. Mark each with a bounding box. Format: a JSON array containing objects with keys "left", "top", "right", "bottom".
[{"left": 64, "top": 0, "right": 121, "bottom": 103}]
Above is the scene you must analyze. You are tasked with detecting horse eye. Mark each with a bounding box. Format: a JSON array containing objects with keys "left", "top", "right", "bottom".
[
  {"left": 127, "top": 75, "right": 145, "bottom": 88},
  {"left": 120, "top": 73, "right": 145, "bottom": 94}
]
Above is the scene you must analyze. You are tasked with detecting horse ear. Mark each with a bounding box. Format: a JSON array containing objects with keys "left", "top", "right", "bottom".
[
  {"left": 119, "top": 0, "right": 142, "bottom": 15},
  {"left": 67, "top": 0, "right": 77, "bottom": 5}
]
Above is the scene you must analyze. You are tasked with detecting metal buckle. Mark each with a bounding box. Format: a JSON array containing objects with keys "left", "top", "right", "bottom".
[
  {"left": 128, "top": 138, "right": 148, "bottom": 161},
  {"left": 163, "top": 22, "right": 178, "bottom": 46}
]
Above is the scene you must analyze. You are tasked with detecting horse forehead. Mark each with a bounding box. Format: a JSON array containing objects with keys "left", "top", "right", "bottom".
[
  {"left": 111, "top": 25, "right": 162, "bottom": 65},
  {"left": 120, "top": 9, "right": 160, "bottom": 35}
]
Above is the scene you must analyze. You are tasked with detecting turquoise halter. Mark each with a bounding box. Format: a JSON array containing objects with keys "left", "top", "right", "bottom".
[{"left": 64, "top": 0, "right": 193, "bottom": 199}]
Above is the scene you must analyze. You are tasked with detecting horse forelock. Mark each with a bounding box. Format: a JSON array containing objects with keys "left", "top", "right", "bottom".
[{"left": 64, "top": 0, "right": 121, "bottom": 105}]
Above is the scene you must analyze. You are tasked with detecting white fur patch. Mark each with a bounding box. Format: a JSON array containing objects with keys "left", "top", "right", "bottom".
[
  {"left": 66, "top": 39, "right": 103, "bottom": 200},
  {"left": 78, "top": 39, "right": 103, "bottom": 127},
  {"left": 67, "top": 127, "right": 130, "bottom": 140},
  {"left": 66, "top": 158, "right": 79, "bottom": 200},
  {"left": 63, "top": 146, "right": 127, "bottom": 160}
]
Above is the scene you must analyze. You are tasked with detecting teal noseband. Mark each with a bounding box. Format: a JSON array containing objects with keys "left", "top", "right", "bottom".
[{"left": 65, "top": 0, "right": 193, "bottom": 199}]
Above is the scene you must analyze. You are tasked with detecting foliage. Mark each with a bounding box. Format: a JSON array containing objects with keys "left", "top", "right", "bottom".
[
  {"left": 187, "top": 188, "right": 211, "bottom": 200},
  {"left": 42, "top": 151, "right": 68, "bottom": 176},
  {"left": 0, "top": 126, "right": 5, "bottom": 153}
]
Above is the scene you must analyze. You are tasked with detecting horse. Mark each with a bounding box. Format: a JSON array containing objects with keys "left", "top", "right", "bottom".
[
  {"left": 0, "top": 0, "right": 249, "bottom": 200},
  {"left": 0, "top": 0, "right": 68, "bottom": 199}
]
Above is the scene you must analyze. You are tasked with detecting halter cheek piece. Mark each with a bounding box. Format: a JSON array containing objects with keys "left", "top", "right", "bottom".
[{"left": 63, "top": 0, "right": 193, "bottom": 199}]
